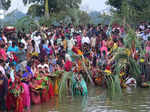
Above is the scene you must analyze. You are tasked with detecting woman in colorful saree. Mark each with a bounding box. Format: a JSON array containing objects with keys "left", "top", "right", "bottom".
[
  {"left": 11, "top": 76, "right": 24, "bottom": 112},
  {"left": 29, "top": 77, "right": 41, "bottom": 105},
  {"left": 72, "top": 73, "right": 88, "bottom": 96}
]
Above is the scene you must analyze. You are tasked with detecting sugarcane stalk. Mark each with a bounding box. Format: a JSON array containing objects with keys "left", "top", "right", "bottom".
[{"left": 81, "top": 55, "right": 95, "bottom": 86}]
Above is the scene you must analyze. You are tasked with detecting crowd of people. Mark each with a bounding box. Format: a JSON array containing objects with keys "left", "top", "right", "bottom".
[{"left": 0, "top": 22, "right": 150, "bottom": 112}]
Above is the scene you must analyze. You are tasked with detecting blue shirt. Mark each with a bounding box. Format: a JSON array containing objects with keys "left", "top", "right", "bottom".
[
  {"left": 7, "top": 46, "right": 19, "bottom": 53},
  {"left": 43, "top": 44, "right": 50, "bottom": 55}
]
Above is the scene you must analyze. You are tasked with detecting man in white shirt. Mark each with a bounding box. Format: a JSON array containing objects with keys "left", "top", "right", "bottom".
[
  {"left": 67, "top": 36, "right": 75, "bottom": 51},
  {"left": 31, "top": 32, "right": 41, "bottom": 53}
]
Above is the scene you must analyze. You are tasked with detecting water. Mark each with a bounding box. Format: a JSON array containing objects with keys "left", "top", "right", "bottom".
[{"left": 31, "top": 85, "right": 150, "bottom": 112}]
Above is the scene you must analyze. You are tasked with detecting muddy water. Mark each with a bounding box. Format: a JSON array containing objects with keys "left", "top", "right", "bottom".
[{"left": 31, "top": 85, "right": 150, "bottom": 112}]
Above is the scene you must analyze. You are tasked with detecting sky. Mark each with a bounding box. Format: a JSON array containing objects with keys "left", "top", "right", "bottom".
[
  {"left": 6, "top": 0, "right": 108, "bottom": 14},
  {"left": 81, "top": 0, "right": 108, "bottom": 12},
  {"left": 6, "top": 0, "right": 31, "bottom": 14}
]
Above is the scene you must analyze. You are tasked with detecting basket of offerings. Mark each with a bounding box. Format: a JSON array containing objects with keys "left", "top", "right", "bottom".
[
  {"left": 141, "top": 82, "right": 150, "bottom": 88},
  {"left": 35, "top": 85, "right": 43, "bottom": 90}
]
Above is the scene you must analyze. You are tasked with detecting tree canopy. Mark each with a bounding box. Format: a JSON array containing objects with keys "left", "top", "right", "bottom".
[
  {"left": 24, "top": 0, "right": 81, "bottom": 14},
  {"left": 107, "top": 0, "right": 150, "bottom": 25},
  {"left": 107, "top": 0, "right": 150, "bottom": 12},
  {"left": 1, "top": 0, "right": 11, "bottom": 10}
]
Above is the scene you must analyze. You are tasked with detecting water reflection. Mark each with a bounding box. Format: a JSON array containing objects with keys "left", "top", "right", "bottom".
[{"left": 31, "top": 86, "right": 150, "bottom": 112}]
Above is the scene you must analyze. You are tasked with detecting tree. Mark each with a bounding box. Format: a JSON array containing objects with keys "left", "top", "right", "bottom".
[
  {"left": 78, "top": 11, "right": 91, "bottom": 25},
  {"left": 27, "top": 4, "right": 44, "bottom": 17},
  {"left": 15, "top": 16, "right": 38, "bottom": 33},
  {"left": 1, "top": 0, "right": 11, "bottom": 10},
  {"left": 107, "top": 0, "right": 150, "bottom": 12},
  {"left": 106, "top": 0, "right": 123, "bottom": 10},
  {"left": 107, "top": 0, "right": 150, "bottom": 26},
  {"left": 25, "top": 0, "right": 81, "bottom": 16}
]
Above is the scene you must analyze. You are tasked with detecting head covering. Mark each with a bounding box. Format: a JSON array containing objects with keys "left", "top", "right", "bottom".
[
  {"left": 44, "top": 64, "right": 49, "bottom": 68},
  {"left": 22, "top": 66, "right": 33, "bottom": 78},
  {"left": 64, "top": 60, "right": 72, "bottom": 72}
]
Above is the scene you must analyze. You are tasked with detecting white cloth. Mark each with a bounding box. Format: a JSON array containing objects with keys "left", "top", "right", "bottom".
[
  {"left": 21, "top": 39, "right": 27, "bottom": 49},
  {"left": 91, "top": 37, "right": 96, "bottom": 47},
  {"left": 139, "top": 25, "right": 145, "bottom": 30},
  {"left": 38, "top": 64, "right": 48, "bottom": 69},
  {"left": 142, "top": 34, "right": 149, "bottom": 41},
  {"left": 67, "top": 38, "right": 75, "bottom": 50},
  {"left": 2, "top": 35, "right": 7, "bottom": 44},
  {"left": 65, "top": 54, "right": 72, "bottom": 61},
  {"left": 82, "top": 36, "right": 90, "bottom": 44},
  {"left": 10, "top": 69, "right": 15, "bottom": 82},
  {"left": 125, "top": 77, "right": 136, "bottom": 87},
  {"left": 8, "top": 40, "right": 12, "bottom": 46},
  {"left": 32, "top": 35, "right": 41, "bottom": 53},
  {"left": 35, "top": 42, "right": 40, "bottom": 53},
  {"left": 0, "top": 65, "right": 5, "bottom": 75},
  {"left": 31, "top": 67, "right": 36, "bottom": 76},
  {"left": 51, "top": 33, "right": 56, "bottom": 47},
  {"left": 32, "top": 35, "right": 41, "bottom": 45}
]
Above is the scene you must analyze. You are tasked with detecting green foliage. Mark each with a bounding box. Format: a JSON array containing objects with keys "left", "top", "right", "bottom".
[
  {"left": 23, "top": 0, "right": 41, "bottom": 5},
  {"left": 124, "top": 28, "right": 137, "bottom": 49},
  {"left": 15, "top": 16, "right": 38, "bottom": 33},
  {"left": 1, "top": 0, "right": 11, "bottom": 10},
  {"left": 38, "top": 9, "right": 91, "bottom": 26},
  {"left": 107, "top": 0, "right": 123, "bottom": 10},
  {"left": 78, "top": 11, "right": 92, "bottom": 25},
  {"left": 124, "top": 28, "right": 145, "bottom": 56},
  {"left": 113, "top": 29, "right": 142, "bottom": 78},
  {"left": 25, "top": 0, "right": 81, "bottom": 14},
  {"left": 114, "top": 51, "right": 140, "bottom": 78},
  {"left": 54, "top": 0, "right": 82, "bottom": 12},
  {"left": 108, "top": 0, "right": 150, "bottom": 26},
  {"left": 27, "top": 4, "right": 44, "bottom": 17},
  {"left": 107, "top": 0, "right": 150, "bottom": 12},
  {"left": 105, "top": 28, "right": 143, "bottom": 95},
  {"left": 38, "top": 16, "right": 54, "bottom": 26},
  {"left": 99, "top": 13, "right": 111, "bottom": 25},
  {"left": 59, "top": 72, "right": 73, "bottom": 97},
  {"left": 105, "top": 74, "right": 122, "bottom": 97}
]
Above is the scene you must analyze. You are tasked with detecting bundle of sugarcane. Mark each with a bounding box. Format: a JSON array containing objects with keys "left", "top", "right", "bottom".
[
  {"left": 72, "top": 46, "right": 95, "bottom": 86},
  {"left": 58, "top": 72, "right": 73, "bottom": 97},
  {"left": 104, "top": 28, "right": 142, "bottom": 95}
]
